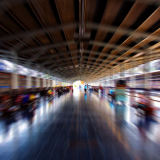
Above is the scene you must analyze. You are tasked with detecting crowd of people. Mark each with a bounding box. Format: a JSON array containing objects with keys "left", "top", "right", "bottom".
[
  {"left": 1, "top": 84, "right": 159, "bottom": 141},
  {"left": 89, "top": 83, "right": 159, "bottom": 141},
  {"left": 0, "top": 86, "right": 71, "bottom": 118}
]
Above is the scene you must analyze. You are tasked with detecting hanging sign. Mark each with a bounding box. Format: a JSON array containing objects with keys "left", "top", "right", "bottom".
[{"left": 0, "top": 62, "right": 6, "bottom": 71}]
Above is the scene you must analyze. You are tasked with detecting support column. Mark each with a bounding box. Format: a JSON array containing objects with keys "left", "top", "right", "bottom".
[
  {"left": 131, "top": 59, "right": 135, "bottom": 89},
  {"left": 26, "top": 76, "right": 31, "bottom": 88},
  {"left": 49, "top": 79, "right": 51, "bottom": 88},
  {"left": 36, "top": 77, "right": 40, "bottom": 88},
  {"left": 26, "top": 62, "right": 31, "bottom": 88},
  {"left": 36, "top": 65, "right": 40, "bottom": 88},
  {"left": 112, "top": 69, "right": 114, "bottom": 88},
  {"left": 11, "top": 51, "right": 18, "bottom": 89},
  {"left": 12, "top": 73, "right": 18, "bottom": 89},
  {"left": 130, "top": 59, "right": 135, "bottom": 106},
  {"left": 48, "top": 79, "right": 50, "bottom": 87},
  {"left": 43, "top": 69, "right": 46, "bottom": 87},
  {"left": 52, "top": 80, "right": 54, "bottom": 88},
  {"left": 46, "top": 79, "right": 48, "bottom": 87},
  {"left": 144, "top": 51, "right": 150, "bottom": 90},
  {"left": 43, "top": 78, "right": 46, "bottom": 87},
  {"left": 50, "top": 79, "right": 51, "bottom": 87},
  {"left": 120, "top": 64, "right": 125, "bottom": 80}
]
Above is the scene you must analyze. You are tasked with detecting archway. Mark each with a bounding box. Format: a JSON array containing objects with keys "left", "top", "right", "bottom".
[{"left": 73, "top": 80, "right": 85, "bottom": 89}]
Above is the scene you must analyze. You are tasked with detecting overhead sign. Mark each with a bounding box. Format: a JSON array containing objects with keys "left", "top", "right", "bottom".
[
  {"left": 0, "top": 62, "right": 6, "bottom": 71},
  {"left": 134, "top": 64, "right": 144, "bottom": 75},
  {"left": 150, "top": 59, "right": 160, "bottom": 72},
  {"left": 18, "top": 65, "right": 29, "bottom": 76},
  {"left": 30, "top": 69, "right": 38, "bottom": 77},
  {"left": 0, "top": 59, "right": 14, "bottom": 73}
]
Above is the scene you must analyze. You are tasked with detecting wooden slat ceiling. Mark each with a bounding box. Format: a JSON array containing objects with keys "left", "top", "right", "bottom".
[{"left": 0, "top": 0, "right": 160, "bottom": 82}]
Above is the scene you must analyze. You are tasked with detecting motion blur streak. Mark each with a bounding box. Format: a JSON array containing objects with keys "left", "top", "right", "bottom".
[
  {"left": 0, "top": 86, "right": 160, "bottom": 159},
  {"left": 0, "top": 0, "right": 160, "bottom": 159}
]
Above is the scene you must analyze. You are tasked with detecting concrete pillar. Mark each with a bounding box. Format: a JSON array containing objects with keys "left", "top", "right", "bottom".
[
  {"left": 11, "top": 73, "right": 18, "bottom": 89},
  {"left": 50, "top": 79, "right": 52, "bottom": 87},
  {"left": 36, "top": 65, "right": 40, "bottom": 88},
  {"left": 110, "top": 69, "right": 113, "bottom": 88},
  {"left": 46, "top": 79, "right": 48, "bottom": 87},
  {"left": 26, "top": 76, "right": 31, "bottom": 88},
  {"left": 144, "top": 51, "right": 151, "bottom": 90},
  {"left": 43, "top": 78, "right": 46, "bottom": 87},
  {"left": 48, "top": 79, "right": 50, "bottom": 87},
  {"left": 131, "top": 60, "right": 135, "bottom": 88},
  {"left": 11, "top": 51, "right": 18, "bottom": 89},
  {"left": 49, "top": 79, "right": 51, "bottom": 87},
  {"left": 36, "top": 77, "right": 40, "bottom": 88},
  {"left": 130, "top": 59, "right": 135, "bottom": 106},
  {"left": 52, "top": 80, "right": 54, "bottom": 87}
]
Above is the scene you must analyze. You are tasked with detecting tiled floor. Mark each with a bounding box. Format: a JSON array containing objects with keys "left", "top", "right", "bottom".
[{"left": 0, "top": 89, "right": 160, "bottom": 160}]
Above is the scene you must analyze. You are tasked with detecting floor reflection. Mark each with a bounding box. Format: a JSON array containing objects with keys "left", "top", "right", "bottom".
[{"left": 0, "top": 90, "right": 160, "bottom": 160}]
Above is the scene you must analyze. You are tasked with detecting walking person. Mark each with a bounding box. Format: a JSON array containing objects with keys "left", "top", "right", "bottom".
[
  {"left": 132, "top": 92, "right": 153, "bottom": 141},
  {"left": 84, "top": 85, "right": 87, "bottom": 93}
]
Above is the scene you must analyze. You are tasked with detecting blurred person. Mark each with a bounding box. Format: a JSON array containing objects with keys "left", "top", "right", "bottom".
[
  {"left": 11, "top": 89, "right": 17, "bottom": 106},
  {"left": 15, "top": 92, "right": 23, "bottom": 107},
  {"left": 99, "top": 85, "right": 103, "bottom": 92},
  {"left": 2, "top": 92, "right": 10, "bottom": 101},
  {"left": 71, "top": 86, "right": 73, "bottom": 93},
  {"left": 21, "top": 93, "right": 29, "bottom": 110},
  {"left": 84, "top": 85, "right": 87, "bottom": 93},
  {"left": 99, "top": 85, "right": 104, "bottom": 99},
  {"left": 1, "top": 91, "right": 19, "bottom": 117},
  {"left": 29, "top": 92, "right": 36, "bottom": 103},
  {"left": 0, "top": 93, "right": 2, "bottom": 104},
  {"left": 132, "top": 92, "right": 154, "bottom": 140},
  {"left": 41, "top": 87, "right": 45, "bottom": 100},
  {"left": 108, "top": 89, "right": 115, "bottom": 106},
  {"left": 48, "top": 88, "right": 52, "bottom": 99},
  {"left": 57, "top": 88, "right": 62, "bottom": 97},
  {"left": 114, "top": 80, "right": 127, "bottom": 124},
  {"left": 52, "top": 87, "right": 55, "bottom": 95},
  {"left": 0, "top": 93, "right": 7, "bottom": 112}
]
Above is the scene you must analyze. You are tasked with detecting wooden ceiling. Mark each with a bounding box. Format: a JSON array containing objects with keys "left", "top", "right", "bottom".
[{"left": 0, "top": 0, "right": 160, "bottom": 82}]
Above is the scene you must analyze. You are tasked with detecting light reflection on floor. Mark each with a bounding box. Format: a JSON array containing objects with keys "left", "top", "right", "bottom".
[
  {"left": 0, "top": 94, "right": 71, "bottom": 145},
  {"left": 91, "top": 89, "right": 160, "bottom": 146},
  {"left": 0, "top": 90, "right": 160, "bottom": 160}
]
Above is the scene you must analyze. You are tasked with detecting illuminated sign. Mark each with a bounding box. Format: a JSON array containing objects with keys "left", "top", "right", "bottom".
[{"left": 0, "top": 62, "right": 6, "bottom": 71}]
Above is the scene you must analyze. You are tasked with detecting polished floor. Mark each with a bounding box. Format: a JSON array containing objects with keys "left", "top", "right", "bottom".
[{"left": 0, "top": 89, "right": 160, "bottom": 160}]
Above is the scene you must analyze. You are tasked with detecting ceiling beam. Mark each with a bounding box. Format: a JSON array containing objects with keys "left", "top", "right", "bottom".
[
  {"left": 22, "top": 40, "right": 142, "bottom": 54},
  {"left": 34, "top": 49, "right": 129, "bottom": 63},
  {"left": 21, "top": 39, "right": 144, "bottom": 56},
  {"left": 50, "top": 60, "right": 113, "bottom": 70},
  {"left": 0, "top": 49, "right": 11, "bottom": 54},
  {"left": 1, "top": 20, "right": 160, "bottom": 43},
  {"left": 42, "top": 54, "right": 124, "bottom": 68},
  {"left": 86, "top": 22, "right": 160, "bottom": 42},
  {"left": 52, "top": 65, "right": 96, "bottom": 72},
  {"left": 20, "top": 41, "right": 77, "bottom": 54},
  {"left": 42, "top": 56, "right": 80, "bottom": 67},
  {"left": 0, "top": 23, "right": 78, "bottom": 42},
  {"left": 88, "top": 41, "right": 143, "bottom": 53},
  {"left": 32, "top": 50, "right": 79, "bottom": 62},
  {"left": 48, "top": 57, "right": 120, "bottom": 69}
]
